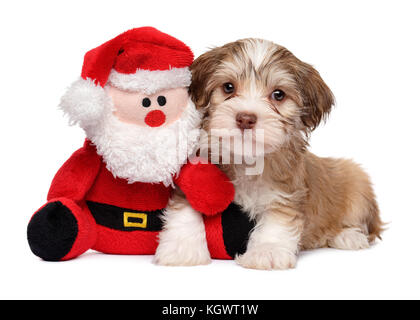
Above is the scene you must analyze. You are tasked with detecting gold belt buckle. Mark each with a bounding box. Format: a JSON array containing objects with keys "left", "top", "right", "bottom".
[{"left": 123, "top": 212, "right": 147, "bottom": 228}]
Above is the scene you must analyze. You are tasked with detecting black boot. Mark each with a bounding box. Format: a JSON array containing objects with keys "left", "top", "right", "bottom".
[{"left": 27, "top": 201, "right": 79, "bottom": 261}]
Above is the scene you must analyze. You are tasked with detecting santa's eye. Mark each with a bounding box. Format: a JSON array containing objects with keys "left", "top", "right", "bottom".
[
  {"left": 142, "top": 98, "right": 151, "bottom": 108},
  {"left": 157, "top": 96, "right": 166, "bottom": 106}
]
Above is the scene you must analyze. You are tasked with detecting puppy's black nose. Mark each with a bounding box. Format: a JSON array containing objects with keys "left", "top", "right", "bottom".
[{"left": 236, "top": 112, "right": 257, "bottom": 130}]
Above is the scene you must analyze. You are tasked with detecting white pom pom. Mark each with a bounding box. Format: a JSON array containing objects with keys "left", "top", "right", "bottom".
[{"left": 59, "top": 77, "right": 112, "bottom": 129}]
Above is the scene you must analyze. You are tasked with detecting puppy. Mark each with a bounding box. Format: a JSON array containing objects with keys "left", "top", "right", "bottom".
[{"left": 187, "top": 38, "right": 384, "bottom": 270}]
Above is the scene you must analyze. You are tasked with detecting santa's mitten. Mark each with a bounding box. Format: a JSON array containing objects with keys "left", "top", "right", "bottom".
[
  {"left": 175, "top": 159, "right": 235, "bottom": 216},
  {"left": 27, "top": 198, "right": 97, "bottom": 261}
]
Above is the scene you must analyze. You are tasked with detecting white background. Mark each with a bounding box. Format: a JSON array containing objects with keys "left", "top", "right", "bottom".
[{"left": 1, "top": 0, "right": 419, "bottom": 300}]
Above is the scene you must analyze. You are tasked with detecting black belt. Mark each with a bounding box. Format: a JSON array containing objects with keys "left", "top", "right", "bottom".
[{"left": 86, "top": 201, "right": 163, "bottom": 232}]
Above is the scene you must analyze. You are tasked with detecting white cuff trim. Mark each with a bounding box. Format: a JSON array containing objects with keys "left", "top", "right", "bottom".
[{"left": 108, "top": 67, "right": 191, "bottom": 95}]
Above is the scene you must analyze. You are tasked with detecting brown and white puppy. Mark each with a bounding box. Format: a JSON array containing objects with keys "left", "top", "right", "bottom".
[{"left": 187, "top": 38, "right": 384, "bottom": 270}]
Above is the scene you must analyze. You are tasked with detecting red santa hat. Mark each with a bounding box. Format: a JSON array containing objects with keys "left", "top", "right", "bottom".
[{"left": 59, "top": 27, "right": 194, "bottom": 127}]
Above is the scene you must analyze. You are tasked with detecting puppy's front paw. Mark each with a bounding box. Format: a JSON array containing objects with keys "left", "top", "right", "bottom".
[
  {"left": 154, "top": 240, "right": 211, "bottom": 267},
  {"left": 236, "top": 244, "right": 297, "bottom": 270}
]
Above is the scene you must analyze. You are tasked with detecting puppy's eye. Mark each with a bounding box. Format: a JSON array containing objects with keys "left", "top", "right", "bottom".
[
  {"left": 223, "top": 83, "right": 235, "bottom": 94},
  {"left": 271, "top": 89, "right": 285, "bottom": 101}
]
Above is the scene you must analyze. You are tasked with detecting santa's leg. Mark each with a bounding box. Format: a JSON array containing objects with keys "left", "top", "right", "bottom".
[
  {"left": 204, "top": 203, "right": 256, "bottom": 260},
  {"left": 27, "top": 198, "right": 97, "bottom": 261},
  {"left": 154, "top": 192, "right": 211, "bottom": 266}
]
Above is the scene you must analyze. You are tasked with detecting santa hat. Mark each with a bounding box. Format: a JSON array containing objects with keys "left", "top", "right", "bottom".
[{"left": 59, "top": 27, "right": 194, "bottom": 128}]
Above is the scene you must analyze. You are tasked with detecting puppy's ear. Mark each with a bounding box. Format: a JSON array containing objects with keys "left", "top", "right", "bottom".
[
  {"left": 293, "top": 61, "right": 335, "bottom": 131},
  {"left": 189, "top": 47, "right": 223, "bottom": 109}
]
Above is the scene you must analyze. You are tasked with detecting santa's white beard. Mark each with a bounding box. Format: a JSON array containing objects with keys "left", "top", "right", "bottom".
[{"left": 83, "top": 98, "right": 202, "bottom": 187}]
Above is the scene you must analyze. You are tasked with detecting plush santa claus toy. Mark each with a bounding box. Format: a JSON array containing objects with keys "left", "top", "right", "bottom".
[{"left": 27, "top": 27, "right": 237, "bottom": 261}]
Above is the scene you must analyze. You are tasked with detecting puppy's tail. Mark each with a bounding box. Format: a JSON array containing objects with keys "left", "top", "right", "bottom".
[{"left": 367, "top": 199, "right": 386, "bottom": 242}]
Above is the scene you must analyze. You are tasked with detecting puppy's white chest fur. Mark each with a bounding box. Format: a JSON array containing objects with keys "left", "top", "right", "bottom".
[{"left": 231, "top": 168, "right": 292, "bottom": 220}]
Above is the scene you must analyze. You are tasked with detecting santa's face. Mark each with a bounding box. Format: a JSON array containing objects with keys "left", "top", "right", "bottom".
[
  {"left": 81, "top": 85, "right": 201, "bottom": 186},
  {"left": 108, "top": 86, "right": 189, "bottom": 128}
]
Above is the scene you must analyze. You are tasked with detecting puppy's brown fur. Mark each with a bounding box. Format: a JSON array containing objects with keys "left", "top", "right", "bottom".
[{"left": 190, "top": 39, "right": 383, "bottom": 268}]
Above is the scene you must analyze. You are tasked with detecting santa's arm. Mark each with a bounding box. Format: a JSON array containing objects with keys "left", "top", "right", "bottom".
[
  {"left": 47, "top": 140, "right": 101, "bottom": 202},
  {"left": 174, "top": 159, "right": 235, "bottom": 216}
]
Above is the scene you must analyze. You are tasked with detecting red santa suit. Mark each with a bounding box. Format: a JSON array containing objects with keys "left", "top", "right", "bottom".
[{"left": 28, "top": 139, "right": 234, "bottom": 261}]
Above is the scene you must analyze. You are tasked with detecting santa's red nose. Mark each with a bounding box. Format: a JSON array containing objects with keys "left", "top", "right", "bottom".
[{"left": 145, "top": 110, "right": 166, "bottom": 127}]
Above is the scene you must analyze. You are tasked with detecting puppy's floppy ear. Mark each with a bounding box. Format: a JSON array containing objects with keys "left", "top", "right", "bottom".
[
  {"left": 293, "top": 60, "right": 335, "bottom": 131},
  {"left": 189, "top": 47, "right": 224, "bottom": 109}
]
